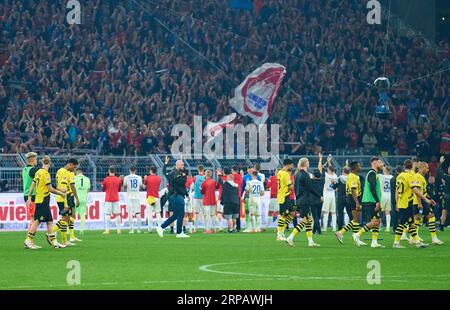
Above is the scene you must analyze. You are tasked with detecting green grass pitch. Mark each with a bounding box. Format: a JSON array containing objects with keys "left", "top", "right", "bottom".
[{"left": 1, "top": 229, "right": 449, "bottom": 290}]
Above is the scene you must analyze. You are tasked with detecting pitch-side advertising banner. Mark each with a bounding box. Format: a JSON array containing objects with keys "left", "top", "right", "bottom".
[{"left": 0, "top": 192, "right": 274, "bottom": 231}]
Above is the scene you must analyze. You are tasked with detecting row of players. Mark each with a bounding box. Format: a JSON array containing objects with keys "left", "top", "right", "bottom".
[{"left": 22, "top": 151, "right": 449, "bottom": 248}]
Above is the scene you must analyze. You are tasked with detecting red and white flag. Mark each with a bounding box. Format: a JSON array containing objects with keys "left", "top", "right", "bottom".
[
  {"left": 230, "top": 63, "right": 286, "bottom": 125},
  {"left": 203, "top": 113, "right": 237, "bottom": 138}
]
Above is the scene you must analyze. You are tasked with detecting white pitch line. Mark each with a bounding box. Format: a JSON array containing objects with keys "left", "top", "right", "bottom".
[{"left": 198, "top": 257, "right": 450, "bottom": 283}]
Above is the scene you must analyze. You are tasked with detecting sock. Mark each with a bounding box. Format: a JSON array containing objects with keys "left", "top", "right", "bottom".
[
  {"left": 305, "top": 221, "right": 313, "bottom": 242},
  {"left": 372, "top": 228, "right": 379, "bottom": 243},
  {"left": 415, "top": 218, "right": 422, "bottom": 237},
  {"left": 155, "top": 212, "right": 161, "bottom": 227},
  {"left": 386, "top": 214, "right": 391, "bottom": 229},
  {"left": 429, "top": 216, "right": 437, "bottom": 239},
  {"left": 69, "top": 217, "right": 75, "bottom": 239},
  {"left": 331, "top": 213, "right": 337, "bottom": 231},
  {"left": 352, "top": 221, "right": 360, "bottom": 234},
  {"left": 245, "top": 214, "right": 251, "bottom": 230},
  {"left": 57, "top": 220, "right": 68, "bottom": 243},
  {"left": 136, "top": 213, "right": 141, "bottom": 230},
  {"left": 53, "top": 220, "right": 62, "bottom": 233},
  {"left": 46, "top": 232, "right": 57, "bottom": 245},
  {"left": 193, "top": 216, "right": 198, "bottom": 230},
  {"left": 115, "top": 215, "right": 120, "bottom": 230},
  {"left": 250, "top": 215, "right": 256, "bottom": 231},
  {"left": 339, "top": 220, "right": 355, "bottom": 234},
  {"left": 292, "top": 221, "right": 306, "bottom": 237},
  {"left": 395, "top": 224, "right": 406, "bottom": 243},
  {"left": 256, "top": 215, "right": 261, "bottom": 231},
  {"left": 105, "top": 214, "right": 111, "bottom": 231},
  {"left": 409, "top": 223, "right": 419, "bottom": 242},
  {"left": 129, "top": 213, "right": 134, "bottom": 231},
  {"left": 26, "top": 231, "right": 36, "bottom": 242},
  {"left": 277, "top": 214, "right": 293, "bottom": 233},
  {"left": 357, "top": 224, "right": 370, "bottom": 237},
  {"left": 323, "top": 213, "right": 329, "bottom": 230},
  {"left": 266, "top": 213, "right": 271, "bottom": 228}
]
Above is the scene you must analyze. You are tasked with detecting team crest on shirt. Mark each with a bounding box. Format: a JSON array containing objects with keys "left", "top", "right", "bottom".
[{"left": 40, "top": 216, "right": 44, "bottom": 221}]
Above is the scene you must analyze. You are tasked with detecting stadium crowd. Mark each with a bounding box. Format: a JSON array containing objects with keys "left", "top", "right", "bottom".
[{"left": 0, "top": 0, "right": 449, "bottom": 159}]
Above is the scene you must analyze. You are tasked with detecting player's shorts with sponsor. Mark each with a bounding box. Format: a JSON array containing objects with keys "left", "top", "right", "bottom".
[
  {"left": 322, "top": 192, "right": 336, "bottom": 213},
  {"left": 279, "top": 197, "right": 295, "bottom": 215},
  {"left": 25, "top": 195, "right": 36, "bottom": 217},
  {"left": 398, "top": 204, "right": 413, "bottom": 225},
  {"left": 127, "top": 198, "right": 141, "bottom": 214},
  {"left": 380, "top": 193, "right": 391, "bottom": 212},
  {"left": 104, "top": 201, "right": 120, "bottom": 214},
  {"left": 247, "top": 198, "right": 262, "bottom": 216},
  {"left": 34, "top": 195, "right": 53, "bottom": 223},
  {"left": 202, "top": 205, "right": 215, "bottom": 216},
  {"left": 223, "top": 202, "right": 239, "bottom": 219},
  {"left": 268, "top": 198, "right": 279, "bottom": 212},
  {"left": 362, "top": 202, "right": 381, "bottom": 223},
  {"left": 57, "top": 200, "right": 71, "bottom": 216},
  {"left": 346, "top": 196, "right": 362, "bottom": 210}
]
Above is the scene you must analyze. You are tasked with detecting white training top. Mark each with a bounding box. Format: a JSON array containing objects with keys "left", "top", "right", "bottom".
[
  {"left": 124, "top": 174, "right": 143, "bottom": 199},
  {"left": 246, "top": 179, "right": 265, "bottom": 200},
  {"left": 379, "top": 174, "right": 393, "bottom": 195},
  {"left": 323, "top": 172, "right": 338, "bottom": 194}
]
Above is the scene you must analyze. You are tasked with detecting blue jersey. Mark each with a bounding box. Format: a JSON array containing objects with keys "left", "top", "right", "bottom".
[
  {"left": 193, "top": 174, "right": 205, "bottom": 199},
  {"left": 242, "top": 173, "right": 261, "bottom": 195}
]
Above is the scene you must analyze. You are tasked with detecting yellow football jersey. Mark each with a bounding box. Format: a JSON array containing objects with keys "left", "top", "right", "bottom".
[
  {"left": 396, "top": 171, "right": 420, "bottom": 209},
  {"left": 346, "top": 173, "right": 361, "bottom": 197},
  {"left": 67, "top": 170, "right": 75, "bottom": 196},
  {"left": 416, "top": 173, "right": 427, "bottom": 197},
  {"left": 409, "top": 171, "right": 420, "bottom": 205},
  {"left": 277, "top": 170, "right": 292, "bottom": 204},
  {"left": 56, "top": 167, "right": 71, "bottom": 202},
  {"left": 33, "top": 168, "right": 51, "bottom": 204}
]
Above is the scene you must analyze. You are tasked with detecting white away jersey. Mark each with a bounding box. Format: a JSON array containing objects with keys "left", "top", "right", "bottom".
[
  {"left": 379, "top": 174, "right": 393, "bottom": 195},
  {"left": 246, "top": 179, "right": 265, "bottom": 199},
  {"left": 124, "top": 174, "right": 143, "bottom": 199},
  {"left": 324, "top": 172, "right": 338, "bottom": 194}
]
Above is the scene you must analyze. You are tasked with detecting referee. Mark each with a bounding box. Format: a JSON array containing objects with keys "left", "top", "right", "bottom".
[{"left": 156, "top": 156, "right": 190, "bottom": 238}]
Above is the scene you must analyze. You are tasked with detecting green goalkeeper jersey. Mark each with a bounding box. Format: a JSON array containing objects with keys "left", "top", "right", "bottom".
[{"left": 74, "top": 174, "right": 90, "bottom": 201}]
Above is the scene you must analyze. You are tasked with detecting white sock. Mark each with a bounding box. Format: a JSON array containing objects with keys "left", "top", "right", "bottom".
[
  {"left": 331, "top": 213, "right": 337, "bottom": 231},
  {"left": 115, "top": 215, "right": 120, "bottom": 230},
  {"left": 105, "top": 214, "right": 111, "bottom": 231},
  {"left": 250, "top": 215, "right": 256, "bottom": 231},
  {"left": 386, "top": 214, "right": 391, "bottom": 229},
  {"left": 128, "top": 213, "right": 134, "bottom": 231},
  {"left": 136, "top": 213, "right": 141, "bottom": 230},
  {"left": 323, "top": 213, "right": 329, "bottom": 230},
  {"left": 193, "top": 215, "right": 198, "bottom": 230},
  {"left": 307, "top": 236, "right": 313, "bottom": 243},
  {"left": 155, "top": 213, "right": 161, "bottom": 227},
  {"left": 257, "top": 215, "right": 262, "bottom": 230},
  {"left": 266, "top": 213, "right": 271, "bottom": 228}
]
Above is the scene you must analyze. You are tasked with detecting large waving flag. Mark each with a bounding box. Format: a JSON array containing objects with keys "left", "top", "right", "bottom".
[{"left": 230, "top": 63, "right": 286, "bottom": 125}]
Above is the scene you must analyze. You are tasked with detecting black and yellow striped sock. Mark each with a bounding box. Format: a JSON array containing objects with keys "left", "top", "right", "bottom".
[
  {"left": 414, "top": 218, "right": 422, "bottom": 237},
  {"left": 277, "top": 216, "right": 287, "bottom": 233},
  {"left": 372, "top": 228, "right": 379, "bottom": 241},
  {"left": 357, "top": 224, "right": 370, "bottom": 236},
  {"left": 395, "top": 223, "right": 406, "bottom": 242},
  {"left": 339, "top": 221, "right": 354, "bottom": 234},
  {"left": 409, "top": 223, "right": 419, "bottom": 242},
  {"left": 26, "top": 232, "right": 35, "bottom": 242},
  {"left": 352, "top": 221, "right": 360, "bottom": 234},
  {"left": 292, "top": 221, "right": 306, "bottom": 237},
  {"left": 69, "top": 217, "right": 76, "bottom": 239},
  {"left": 305, "top": 220, "right": 313, "bottom": 239},
  {"left": 429, "top": 216, "right": 437, "bottom": 239}
]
